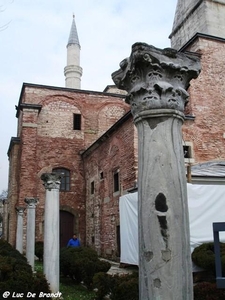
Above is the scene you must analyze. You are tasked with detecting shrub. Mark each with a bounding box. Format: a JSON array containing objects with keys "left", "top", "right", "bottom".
[
  {"left": 0, "top": 256, "right": 14, "bottom": 280},
  {"left": 60, "top": 246, "right": 111, "bottom": 289},
  {"left": 0, "top": 239, "right": 27, "bottom": 261},
  {"left": 97, "top": 260, "right": 111, "bottom": 273},
  {"left": 32, "top": 272, "right": 51, "bottom": 295},
  {"left": 35, "top": 241, "right": 43, "bottom": 261},
  {"left": 194, "top": 281, "right": 225, "bottom": 300},
  {"left": 93, "top": 272, "right": 138, "bottom": 300},
  {"left": 93, "top": 272, "right": 113, "bottom": 300},
  {"left": 110, "top": 272, "right": 138, "bottom": 300},
  {"left": 80, "top": 259, "right": 97, "bottom": 289},
  {"left": 0, "top": 239, "right": 50, "bottom": 298},
  {"left": 59, "top": 246, "right": 72, "bottom": 277},
  {"left": 192, "top": 242, "right": 225, "bottom": 275}
]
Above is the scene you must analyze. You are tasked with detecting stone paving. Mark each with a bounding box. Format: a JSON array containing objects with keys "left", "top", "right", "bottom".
[{"left": 101, "top": 259, "right": 138, "bottom": 276}]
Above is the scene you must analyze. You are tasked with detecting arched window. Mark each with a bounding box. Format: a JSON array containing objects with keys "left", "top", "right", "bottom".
[{"left": 52, "top": 168, "right": 70, "bottom": 191}]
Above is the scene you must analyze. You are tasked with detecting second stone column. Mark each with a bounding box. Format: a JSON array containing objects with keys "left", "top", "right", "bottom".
[
  {"left": 41, "top": 173, "right": 61, "bottom": 293},
  {"left": 25, "top": 197, "right": 38, "bottom": 270}
]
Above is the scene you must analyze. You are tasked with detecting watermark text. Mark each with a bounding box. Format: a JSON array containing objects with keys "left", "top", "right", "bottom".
[{"left": 2, "top": 291, "right": 62, "bottom": 298}]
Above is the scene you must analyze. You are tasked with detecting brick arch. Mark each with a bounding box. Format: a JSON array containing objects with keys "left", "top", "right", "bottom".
[
  {"left": 42, "top": 95, "right": 82, "bottom": 112},
  {"left": 52, "top": 167, "right": 70, "bottom": 192},
  {"left": 97, "top": 104, "right": 127, "bottom": 136},
  {"left": 60, "top": 205, "right": 79, "bottom": 248},
  {"left": 38, "top": 165, "right": 71, "bottom": 178},
  {"left": 51, "top": 164, "right": 71, "bottom": 171},
  {"left": 60, "top": 205, "right": 78, "bottom": 216},
  {"left": 43, "top": 95, "right": 82, "bottom": 112}
]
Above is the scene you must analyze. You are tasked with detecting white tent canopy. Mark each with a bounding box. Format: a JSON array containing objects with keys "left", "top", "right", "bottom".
[{"left": 119, "top": 184, "right": 225, "bottom": 266}]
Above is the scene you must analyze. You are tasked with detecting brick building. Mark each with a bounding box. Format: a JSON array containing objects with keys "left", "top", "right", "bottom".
[
  {"left": 6, "top": 83, "right": 130, "bottom": 251},
  {"left": 4, "top": 0, "right": 225, "bottom": 260}
]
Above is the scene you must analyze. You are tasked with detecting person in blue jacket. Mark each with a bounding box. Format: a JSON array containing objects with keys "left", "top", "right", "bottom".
[{"left": 67, "top": 233, "right": 81, "bottom": 247}]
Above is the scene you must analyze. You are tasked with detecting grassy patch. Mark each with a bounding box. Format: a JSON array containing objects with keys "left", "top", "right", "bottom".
[
  {"left": 35, "top": 260, "right": 43, "bottom": 272},
  {"left": 60, "top": 277, "right": 95, "bottom": 300},
  {"left": 34, "top": 261, "right": 95, "bottom": 300}
]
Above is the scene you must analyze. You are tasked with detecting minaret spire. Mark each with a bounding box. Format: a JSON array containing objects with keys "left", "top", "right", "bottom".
[
  {"left": 169, "top": 0, "right": 225, "bottom": 50},
  {"left": 64, "top": 15, "right": 82, "bottom": 89}
]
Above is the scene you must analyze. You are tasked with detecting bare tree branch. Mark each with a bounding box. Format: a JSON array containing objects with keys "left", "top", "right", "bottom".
[
  {"left": 0, "top": 20, "right": 11, "bottom": 31},
  {"left": 0, "top": 0, "right": 13, "bottom": 31},
  {"left": 0, "top": 189, "right": 8, "bottom": 201}
]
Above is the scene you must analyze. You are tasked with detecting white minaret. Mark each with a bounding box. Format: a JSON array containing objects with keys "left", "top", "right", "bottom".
[{"left": 64, "top": 15, "right": 82, "bottom": 89}]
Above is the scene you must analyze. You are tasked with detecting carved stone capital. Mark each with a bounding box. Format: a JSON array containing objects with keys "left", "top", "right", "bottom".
[
  {"left": 15, "top": 206, "right": 26, "bottom": 216},
  {"left": 41, "top": 173, "right": 62, "bottom": 191},
  {"left": 24, "top": 197, "right": 38, "bottom": 208},
  {"left": 112, "top": 43, "right": 201, "bottom": 119}
]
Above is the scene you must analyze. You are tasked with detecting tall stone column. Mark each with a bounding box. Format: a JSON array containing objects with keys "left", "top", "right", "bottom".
[
  {"left": 15, "top": 206, "right": 26, "bottom": 253},
  {"left": 112, "top": 43, "right": 201, "bottom": 300},
  {"left": 41, "top": 173, "right": 61, "bottom": 293},
  {"left": 24, "top": 197, "right": 38, "bottom": 270}
]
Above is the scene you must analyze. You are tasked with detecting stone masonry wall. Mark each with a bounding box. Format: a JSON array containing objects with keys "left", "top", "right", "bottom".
[
  {"left": 182, "top": 38, "right": 225, "bottom": 163},
  {"left": 171, "top": 1, "right": 225, "bottom": 50}
]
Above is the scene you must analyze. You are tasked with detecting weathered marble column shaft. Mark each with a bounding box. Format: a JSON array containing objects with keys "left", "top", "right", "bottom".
[
  {"left": 15, "top": 206, "right": 26, "bottom": 253},
  {"left": 25, "top": 197, "right": 38, "bottom": 270},
  {"left": 41, "top": 173, "right": 61, "bottom": 293},
  {"left": 112, "top": 43, "right": 201, "bottom": 300}
]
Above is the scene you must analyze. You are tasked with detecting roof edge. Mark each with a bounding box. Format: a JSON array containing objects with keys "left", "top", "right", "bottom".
[
  {"left": 7, "top": 137, "right": 20, "bottom": 157},
  {"left": 178, "top": 32, "right": 225, "bottom": 52},
  {"left": 19, "top": 82, "right": 126, "bottom": 97},
  {"left": 16, "top": 82, "right": 126, "bottom": 117},
  {"left": 81, "top": 110, "right": 132, "bottom": 158}
]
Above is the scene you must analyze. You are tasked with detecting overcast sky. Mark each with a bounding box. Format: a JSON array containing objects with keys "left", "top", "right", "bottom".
[{"left": 0, "top": 0, "right": 177, "bottom": 192}]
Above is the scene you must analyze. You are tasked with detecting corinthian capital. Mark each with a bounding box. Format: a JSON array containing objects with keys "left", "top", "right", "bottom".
[
  {"left": 24, "top": 197, "right": 38, "bottom": 208},
  {"left": 112, "top": 43, "right": 201, "bottom": 118},
  {"left": 41, "top": 173, "right": 62, "bottom": 191},
  {"left": 15, "top": 206, "right": 26, "bottom": 216}
]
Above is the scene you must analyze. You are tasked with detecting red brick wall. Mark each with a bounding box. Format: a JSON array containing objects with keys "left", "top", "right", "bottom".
[
  {"left": 8, "top": 85, "right": 130, "bottom": 246},
  {"left": 6, "top": 141, "right": 20, "bottom": 246},
  {"left": 183, "top": 38, "right": 225, "bottom": 163},
  {"left": 19, "top": 117, "right": 39, "bottom": 203},
  {"left": 20, "top": 87, "right": 129, "bottom": 148},
  {"left": 83, "top": 114, "right": 138, "bottom": 260},
  {"left": 35, "top": 135, "right": 86, "bottom": 242}
]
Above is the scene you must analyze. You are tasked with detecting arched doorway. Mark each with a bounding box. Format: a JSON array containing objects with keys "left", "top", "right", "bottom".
[{"left": 60, "top": 211, "right": 74, "bottom": 248}]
